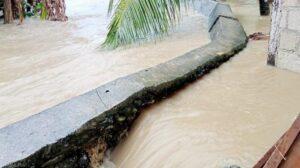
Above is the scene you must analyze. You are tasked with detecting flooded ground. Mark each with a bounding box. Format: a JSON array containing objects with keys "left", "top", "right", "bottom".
[
  {"left": 1, "top": 0, "right": 300, "bottom": 167},
  {"left": 111, "top": 0, "right": 300, "bottom": 167},
  {"left": 0, "top": 0, "right": 209, "bottom": 128}
]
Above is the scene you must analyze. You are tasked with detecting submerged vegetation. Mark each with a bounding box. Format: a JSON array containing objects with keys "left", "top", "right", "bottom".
[
  {"left": 21, "top": 1, "right": 48, "bottom": 20},
  {"left": 0, "top": 0, "right": 191, "bottom": 48},
  {"left": 1, "top": 0, "right": 66, "bottom": 24}
]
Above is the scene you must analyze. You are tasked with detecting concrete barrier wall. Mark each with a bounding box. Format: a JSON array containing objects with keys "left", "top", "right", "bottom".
[
  {"left": 0, "top": 1, "right": 247, "bottom": 167},
  {"left": 268, "top": 0, "right": 300, "bottom": 73}
]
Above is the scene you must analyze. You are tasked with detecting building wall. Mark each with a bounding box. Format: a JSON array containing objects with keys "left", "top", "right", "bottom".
[{"left": 271, "top": 0, "right": 300, "bottom": 73}]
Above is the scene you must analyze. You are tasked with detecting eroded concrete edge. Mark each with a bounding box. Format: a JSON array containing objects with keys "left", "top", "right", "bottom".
[{"left": 1, "top": 1, "right": 248, "bottom": 168}]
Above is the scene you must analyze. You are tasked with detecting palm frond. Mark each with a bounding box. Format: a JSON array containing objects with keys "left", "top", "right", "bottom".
[{"left": 103, "top": 0, "right": 190, "bottom": 49}]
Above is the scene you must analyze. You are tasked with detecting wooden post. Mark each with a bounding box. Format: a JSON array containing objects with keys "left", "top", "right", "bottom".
[
  {"left": 3, "top": 0, "right": 13, "bottom": 24},
  {"left": 254, "top": 114, "right": 300, "bottom": 168},
  {"left": 259, "top": 0, "right": 270, "bottom": 16},
  {"left": 263, "top": 115, "right": 300, "bottom": 168}
]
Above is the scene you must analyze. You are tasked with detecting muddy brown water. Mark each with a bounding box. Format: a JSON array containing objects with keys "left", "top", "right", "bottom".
[
  {"left": 110, "top": 0, "right": 300, "bottom": 168},
  {"left": 0, "top": 0, "right": 299, "bottom": 167},
  {"left": 0, "top": 0, "right": 209, "bottom": 128}
]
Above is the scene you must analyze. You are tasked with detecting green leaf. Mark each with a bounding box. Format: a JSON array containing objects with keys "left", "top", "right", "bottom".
[
  {"left": 36, "top": 2, "right": 43, "bottom": 10},
  {"left": 40, "top": 3, "right": 48, "bottom": 20},
  {"left": 103, "top": 0, "right": 190, "bottom": 49}
]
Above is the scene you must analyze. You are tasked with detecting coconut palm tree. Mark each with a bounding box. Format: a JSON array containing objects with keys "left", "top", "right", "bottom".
[
  {"left": 103, "top": 0, "right": 189, "bottom": 48},
  {"left": 3, "top": 0, "right": 13, "bottom": 24}
]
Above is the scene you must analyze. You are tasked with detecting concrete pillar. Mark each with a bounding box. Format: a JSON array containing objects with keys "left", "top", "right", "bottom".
[{"left": 268, "top": 0, "right": 300, "bottom": 73}]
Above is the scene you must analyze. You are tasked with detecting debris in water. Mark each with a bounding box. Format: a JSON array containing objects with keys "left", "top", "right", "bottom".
[
  {"left": 248, "top": 32, "right": 269, "bottom": 41},
  {"left": 254, "top": 114, "right": 300, "bottom": 168}
]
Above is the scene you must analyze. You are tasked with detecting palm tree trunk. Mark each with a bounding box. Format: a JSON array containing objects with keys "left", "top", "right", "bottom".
[
  {"left": 3, "top": 0, "right": 13, "bottom": 24},
  {"left": 16, "top": 0, "right": 23, "bottom": 24},
  {"left": 44, "top": 0, "right": 67, "bottom": 21}
]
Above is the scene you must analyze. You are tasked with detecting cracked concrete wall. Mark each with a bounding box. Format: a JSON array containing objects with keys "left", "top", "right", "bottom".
[{"left": 270, "top": 0, "right": 300, "bottom": 73}]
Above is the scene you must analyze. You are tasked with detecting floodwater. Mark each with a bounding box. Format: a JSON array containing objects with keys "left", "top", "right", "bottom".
[
  {"left": 0, "top": 0, "right": 209, "bottom": 128},
  {"left": 111, "top": 0, "right": 300, "bottom": 168}
]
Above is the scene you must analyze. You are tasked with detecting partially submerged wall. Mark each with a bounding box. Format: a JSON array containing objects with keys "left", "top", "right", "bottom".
[
  {"left": 0, "top": 1, "right": 247, "bottom": 167},
  {"left": 268, "top": 0, "right": 300, "bottom": 73}
]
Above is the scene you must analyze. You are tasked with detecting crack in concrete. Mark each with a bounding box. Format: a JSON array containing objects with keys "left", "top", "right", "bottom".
[
  {"left": 282, "top": 48, "right": 296, "bottom": 53},
  {"left": 95, "top": 89, "right": 108, "bottom": 109}
]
